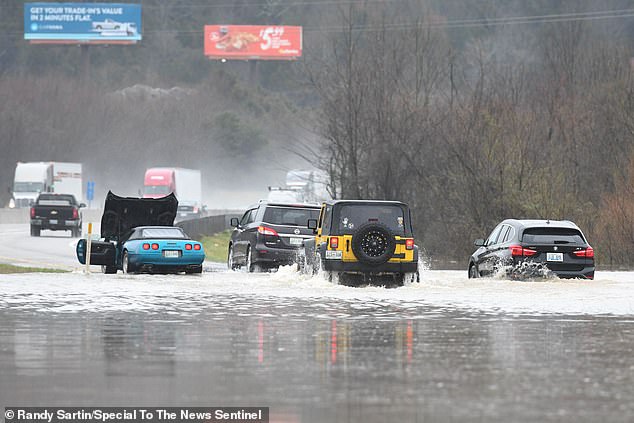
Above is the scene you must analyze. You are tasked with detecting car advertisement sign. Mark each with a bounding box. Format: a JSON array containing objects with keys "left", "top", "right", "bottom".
[
  {"left": 24, "top": 3, "right": 142, "bottom": 44},
  {"left": 204, "top": 25, "right": 302, "bottom": 60}
]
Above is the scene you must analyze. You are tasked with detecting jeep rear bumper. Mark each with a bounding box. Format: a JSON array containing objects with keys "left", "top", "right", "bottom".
[{"left": 322, "top": 259, "right": 418, "bottom": 274}]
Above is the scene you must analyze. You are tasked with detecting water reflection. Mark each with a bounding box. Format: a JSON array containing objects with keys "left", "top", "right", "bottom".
[{"left": 1, "top": 297, "right": 634, "bottom": 422}]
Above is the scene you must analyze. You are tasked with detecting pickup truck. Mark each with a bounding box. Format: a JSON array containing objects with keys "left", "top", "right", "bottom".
[{"left": 30, "top": 193, "right": 85, "bottom": 237}]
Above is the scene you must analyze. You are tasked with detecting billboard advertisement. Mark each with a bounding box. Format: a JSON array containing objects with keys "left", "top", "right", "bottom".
[
  {"left": 24, "top": 3, "right": 141, "bottom": 44},
  {"left": 204, "top": 25, "right": 302, "bottom": 60}
]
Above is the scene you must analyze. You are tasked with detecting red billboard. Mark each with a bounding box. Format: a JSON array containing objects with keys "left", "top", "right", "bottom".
[{"left": 204, "top": 25, "right": 302, "bottom": 60}]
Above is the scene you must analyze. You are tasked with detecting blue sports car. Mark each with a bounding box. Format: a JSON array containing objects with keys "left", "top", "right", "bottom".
[{"left": 76, "top": 191, "right": 205, "bottom": 274}]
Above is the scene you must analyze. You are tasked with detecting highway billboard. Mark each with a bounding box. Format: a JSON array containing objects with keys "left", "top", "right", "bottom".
[
  {"left": 24, "top": 3, "right": 142, "bottom": 44},
  {"left": 204, "top": 25, "right": 302, "bottom": 60}
]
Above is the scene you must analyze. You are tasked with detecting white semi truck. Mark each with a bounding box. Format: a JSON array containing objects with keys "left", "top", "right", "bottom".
[{"left": 11, "top": 162, "right": 83, "bottom": 208}]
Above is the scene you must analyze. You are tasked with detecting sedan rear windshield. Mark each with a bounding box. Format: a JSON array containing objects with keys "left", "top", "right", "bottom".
[
  {"left": 521, "top": 227, "right": 585, "bottom": 244},
  {"left": 140, "top": 228, "right": 187, "bottom": 239},
  {"left": 262, "top": 207, "right": 320, "bottom": 227},
  {"left": 334, "top": 204, "right": 407, "bottom": 235}
]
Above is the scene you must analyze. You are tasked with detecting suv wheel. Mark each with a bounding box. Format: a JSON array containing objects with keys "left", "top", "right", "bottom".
[
  {"left": 245, "top": 246, "right": 260, "bottom": 273},
  {"left": 468, "top": 263, "right": 479, "bottom": 279},
  {"left": 351, "top": 223, "right": 397, "bottom": 265},
  {"left": 227, "top": 244, "right": 238, "bottom": 270}
]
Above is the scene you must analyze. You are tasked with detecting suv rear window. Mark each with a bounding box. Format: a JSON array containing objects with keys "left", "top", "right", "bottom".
[
  {"left": 521, "top": 227, "right": 585, "bottom": 244},
  {"left": 262, "top": 206, "right": 320, "bottom": 227},
  {"left": 335, "top": 204, "right": 407, "bottom": 235}
]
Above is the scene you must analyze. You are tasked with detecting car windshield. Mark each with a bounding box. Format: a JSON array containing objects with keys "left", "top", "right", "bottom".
[
  {"left": 144, "top": 185, "right": 171, "bottom": 195},
  {"left": 140, "top": 228, "right": 187, "bottom": 239},
  {"left": 335, "top": 204, "right": 406, "bottom": 235},
  {"left": 262, "top": 206, "right": 320, "bottom": 227},
  {"left": 14, "top": 182, "right": 44, "bottom": 192},
  {"left": 521, "top": 227, "right": 585, "bottom": 244}
]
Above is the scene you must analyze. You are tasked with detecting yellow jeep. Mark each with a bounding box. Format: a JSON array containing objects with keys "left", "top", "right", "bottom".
[{"left": 304, "top": 200, "right": 419, "bottom": 285}]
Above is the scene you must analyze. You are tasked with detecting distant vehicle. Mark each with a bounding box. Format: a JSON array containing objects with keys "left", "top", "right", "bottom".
[
  {"left": 228, "top": 201, "right": 321, "bottom": 272},
  {"left": 143, "top": 167, "right": 203, "bottom": 221},
  {"left": 468, "top": 219, "right": 595, "bottom": 280},
  {"left": 12, "top": 162, "right": 82, "bottom": 208},
  {"left": 92, "top": 19, "right": 123, "bottom": 31},
  {"left": 303, "top": 200, "right": 419, "bottom": 285},
  {"left": 76, "top": 191, "right": 204, "bottom": 274},
  {"left": 285, "top": 169, "right": 330, "bottom": 203},
  {"left": 30, "top": 193, "right": 85, "bottom": 237},
  {"left": 266, "top": 186, "right": 305, "bottom": 203}
]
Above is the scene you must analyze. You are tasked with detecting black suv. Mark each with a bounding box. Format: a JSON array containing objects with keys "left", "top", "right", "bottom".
[
  {"left": 228, "top": 201, "right": 321, "bottom": 272},
  {"left": 468, "top": 219, "right": 595, "bottom": 280}
]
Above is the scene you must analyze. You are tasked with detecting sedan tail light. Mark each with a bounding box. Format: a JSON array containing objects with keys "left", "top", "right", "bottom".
[
  {"left": 143, "top": 243, "right": 150, "bottom": 250},
  {"left": 185, "top": 244, "right": 192, "bottom": 250},
  {"left": 257, "top": 226, "right": 279, "bottom": 236},
  {"left": 510, "top": 245, "right": 538, "bottom": 257},
  {"left": 573, "top": 246, "right": 594, "bottom": 258},
  {"left": 194, "top": 244, "right": 201, "bottom": 250},
  {"left": 151, "top": 243, "right": 159, "bottom": 250}
]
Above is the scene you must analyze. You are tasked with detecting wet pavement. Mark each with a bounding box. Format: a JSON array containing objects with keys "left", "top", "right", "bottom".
[{"left": 1, "top": 271, "right": 634, "bottom": 422}]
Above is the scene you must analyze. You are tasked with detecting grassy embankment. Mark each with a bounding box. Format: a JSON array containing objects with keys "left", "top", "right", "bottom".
[
  {"left": 0, "top": 264, "right": 69, "bottom": 274},
  {"left": 200, "top": 230, "right": 231, "bottom": 264}
]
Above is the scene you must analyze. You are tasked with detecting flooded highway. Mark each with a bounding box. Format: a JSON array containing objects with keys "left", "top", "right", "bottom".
[{"left": 1, "top": 268, "right": 634, "bottom": 423}]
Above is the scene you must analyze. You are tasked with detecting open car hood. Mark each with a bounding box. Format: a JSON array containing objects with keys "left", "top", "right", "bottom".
[{"left": 101, "top": 191, "right": 178, "bottom": 240}]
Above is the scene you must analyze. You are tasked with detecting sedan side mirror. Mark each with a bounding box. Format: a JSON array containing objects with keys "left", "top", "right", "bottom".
[
  {"left": 230, "top": 217, "right": 240, "bottom": 227},
  {"left": 474, "top": 238, "right": 486, "bottom": 247},
  {"left": 79, "top": 203, "right": 87, "bottom": 208}
]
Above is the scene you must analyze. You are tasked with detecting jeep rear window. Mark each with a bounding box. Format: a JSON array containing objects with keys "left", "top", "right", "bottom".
[
  {"left": 521, "top": 227, "right": 585, "bottom": 244},
  {"left": 262, "top": 207, "right": 320, "bottom": 227},
  {"left": 141, "top": 228, "right": 187, "bottom": 239},
  {"left": 335, "top": 205, "right": 406, "bottom": 235}
]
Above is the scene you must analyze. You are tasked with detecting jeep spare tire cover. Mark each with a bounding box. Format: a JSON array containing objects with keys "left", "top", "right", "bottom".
[{"left": 351, "top": 222, "right": 396, "bottom": 265}]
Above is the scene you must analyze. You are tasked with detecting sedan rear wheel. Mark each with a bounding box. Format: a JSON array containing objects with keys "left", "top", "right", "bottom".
[{"left": 122, "top": 251, "right": 134, "bottom": 274}]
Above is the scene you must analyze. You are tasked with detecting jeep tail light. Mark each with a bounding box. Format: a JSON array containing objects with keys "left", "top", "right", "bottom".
[
  {"left": 143, "top": 243, "right": 150, "bottom": 250},
  {"left": 573, "top": 246, "right": 594, "bottom": 258},
  {"left": 152, "top": 243, "right": 159, "bottom": 250},
  {"left": 72, "top": 207, "right": 79, "bottom": 219},
  {"left": 185, "top": 244, "right": 192, "bottom": 250},
  {"left": 30, "top": 207, "right": 35, "bottom": 218},
  {"left": 510, "top": 245, "right": 537, "bottom": 257},
  {"left": 258, "top": 226, "right": 279, "bottom": 236},
  {"left": 330, "top": 237, "right": 339, "bottom": 249},
  {"left": 194, "top": 244, "right": 201, "bottom": 250},
  {"left": 405, "top": 239, "right": 415, "bottom": 250}
]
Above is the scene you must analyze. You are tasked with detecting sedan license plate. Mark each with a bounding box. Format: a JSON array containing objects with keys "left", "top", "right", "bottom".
[
  {"left": 325, "top": 250, "right": 343, "bottom": 260},
  {"left": 547, "top": 252, "right": 563, "bottom": 262},
  {"left": 289, "top": 237, "right": 304, "bottom": 246},
  {"left": 49, "top": 219, "right": 58, "bottom": 225},
  {"left": 163, "top": 250, "right": 180, "bottom": 258}
]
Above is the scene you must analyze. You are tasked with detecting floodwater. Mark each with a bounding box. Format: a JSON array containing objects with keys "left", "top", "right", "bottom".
[{"left": 1, "top": 268, "right": 634, "bottom": 423}]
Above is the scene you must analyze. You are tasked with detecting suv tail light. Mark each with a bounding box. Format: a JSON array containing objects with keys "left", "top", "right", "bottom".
[
  {"left": 573, "top": 246, "right": 594, "bottom": 258},
  {"left": 30, "top": 207, "right": 35, "bottom": 218},
  {"left": 258, "top": 226, "right": 279, "bottom": 237},
  {"left": 510, "top": 245, "right": 538, "bottom": 257},
  {"left": 405, "top": 239, "right": 415, "bottom": 250},
  {"left": 330, "top": 237, "right": 339, "bottom": 249},
  {"left": 72, "top": 207, "right": 79, "bottom": 219}
]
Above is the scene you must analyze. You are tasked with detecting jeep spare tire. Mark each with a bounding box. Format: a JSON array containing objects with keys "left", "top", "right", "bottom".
[{"left": 351, "top": 222, "right": 396, "bottom": 265}]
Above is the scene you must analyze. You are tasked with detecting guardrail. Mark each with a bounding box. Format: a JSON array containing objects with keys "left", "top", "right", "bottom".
[{"left": 176, "top": 213, "right": 241, "bottom": 239}]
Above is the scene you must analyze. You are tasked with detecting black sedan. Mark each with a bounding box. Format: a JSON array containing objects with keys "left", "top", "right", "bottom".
[{"left": 468, "top": 219, "right": 595, "bottom": 280}]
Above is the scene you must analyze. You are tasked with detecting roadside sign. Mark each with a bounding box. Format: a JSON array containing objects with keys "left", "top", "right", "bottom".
[{"left": 86, "top": 181, "right": 95, "bottom": 201}]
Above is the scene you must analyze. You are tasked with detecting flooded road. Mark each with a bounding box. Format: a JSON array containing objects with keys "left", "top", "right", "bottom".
[{"left": 1, "top": 269, "right": 634, "bottom": 422}]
